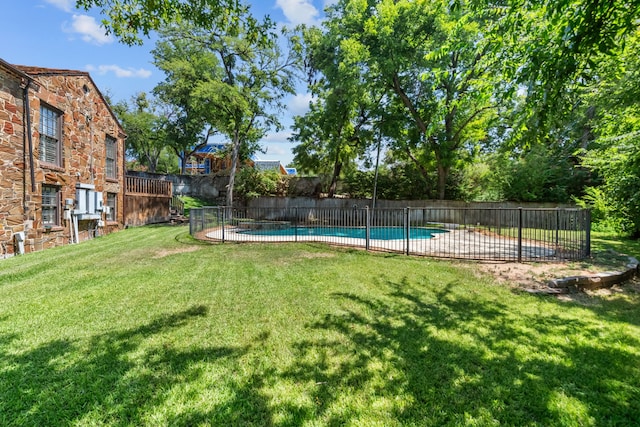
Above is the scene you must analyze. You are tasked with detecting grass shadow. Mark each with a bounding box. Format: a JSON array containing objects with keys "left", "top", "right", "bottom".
[
  {"left": 2, "top": 271, "right": 638, "bottom": 425},
  {"left": 0, "top": 305, "right": 274, "bottom": 425},
  {"left": 279, "top": 278, "right": 640, "bottom": 425}
]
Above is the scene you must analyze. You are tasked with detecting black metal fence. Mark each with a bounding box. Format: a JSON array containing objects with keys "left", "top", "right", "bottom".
[{"left": 190, "top": 206, "right": 590, "bottom": 262}]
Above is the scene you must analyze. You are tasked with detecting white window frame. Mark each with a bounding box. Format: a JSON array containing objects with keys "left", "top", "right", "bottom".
[
  {"left": 42, "top": 185, "right": 60, "bottom": 226},
  {"left": 105, "top": 135, "right": 117, "bottom": 179},
  {"left": 106, "top": 192, "right": 117, "bottom": 221},
  {"left": 39, "top": 104, "right": 62, "bottom": 166}
]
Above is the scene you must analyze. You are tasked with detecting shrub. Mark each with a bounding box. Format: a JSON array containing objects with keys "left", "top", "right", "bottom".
[{"left": 235, "top": 167, "right": 290, "bottom": 199}]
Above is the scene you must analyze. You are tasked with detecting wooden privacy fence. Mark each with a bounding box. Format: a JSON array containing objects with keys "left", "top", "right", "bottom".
[{"left": 125, "top": 176, "right": 172, "bottom": 226}]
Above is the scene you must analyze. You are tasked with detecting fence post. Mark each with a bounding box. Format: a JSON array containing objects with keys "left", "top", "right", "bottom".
[
  {"left": 585, "top": 209, "right": 591, "bottom": 257},
  {"left": 517, "top": 207, "right": 523, "bottom": 262},
  {"left": 556, "top": 208, "right": 560, "bottom": 254},
  {"left": 365, "top": 206, "right": 370, "bottom": 251},
  {"left": 405, "top": 207, "right": 410, "bottom": 256},
  {"left": 221, "top": 206, "right": 225, "bottom": 243},
  {"left": 294, "top": 207, "right": 298, "bottom": 243}
]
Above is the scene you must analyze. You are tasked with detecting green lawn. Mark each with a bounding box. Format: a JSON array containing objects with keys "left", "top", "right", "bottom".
[
  {"left": 178, "top": 195, "right": 216, "bottom": 217},
  {"left": 1, "top": 226, "right": 639, "bottom": 426}
]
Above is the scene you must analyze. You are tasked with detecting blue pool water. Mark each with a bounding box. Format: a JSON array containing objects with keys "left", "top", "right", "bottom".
[{"left": 238, "top": 226, "right": 447, "bottom": 240}]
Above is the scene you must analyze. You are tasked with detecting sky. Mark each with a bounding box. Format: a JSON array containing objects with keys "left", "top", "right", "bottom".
[{"left": 1, "top": 0, "right": 336, "bottom": 166}]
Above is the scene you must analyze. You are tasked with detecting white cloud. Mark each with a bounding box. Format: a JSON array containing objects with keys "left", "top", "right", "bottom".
[
  {"left": 259, "top": 132, "right": 296, "bottom": 164},
  {"left": 64, "top": 14, "right": 113, "bottom": 45},
  {"left": 288, "top": 92, "right": 314, "bottom": 115},
  {"left": 85, "top": 64, "right": 152, "bottom": 79},
  {"left": 262, "top": 131, "right": 294, "bottom": 144},
  {"left": 44, "top": 0, "right": 74, "bottom": 12},
  {"left": 263, "top": 145, "right": 288, "bottom": 156},
  {"left": 276, "top": 0, "right": 320, "bottom": 26}
]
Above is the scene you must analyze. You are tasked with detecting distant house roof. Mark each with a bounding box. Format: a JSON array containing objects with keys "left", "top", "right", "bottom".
[
  {"left": 253, "top": 160, "right": 297, "bottom": 175},
  {"left": 254, "top": 160, "right": 282, "bottom": 172},
  {"left": 194, "top": 143, "right": 227, "bottom": 155},
  {"left": 188, "top": 143, "right": 295, "bottom": 175}
]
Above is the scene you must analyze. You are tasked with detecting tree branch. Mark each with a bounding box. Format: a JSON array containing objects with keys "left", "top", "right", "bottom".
[{"left": 392, "top": 72, "right": 429, "bottom": 134}]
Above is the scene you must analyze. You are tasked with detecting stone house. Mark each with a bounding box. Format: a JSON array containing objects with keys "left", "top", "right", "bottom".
[{"left": 0, "top": 58, "right": 126, "bottom": 257}]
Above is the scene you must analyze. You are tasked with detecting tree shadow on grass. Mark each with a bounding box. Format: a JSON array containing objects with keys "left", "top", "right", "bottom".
[
  {"left": 2, "top": 282, "right": 638, "bottom": 425},
  {"left": 557, "top": 285, "right": 640, "bottom": 327},
  {"left": 279, "top": 278, "right": 640, "bottom": 425},
  {"left": 0, "top": 305, "right": 272, "bottom": 426}
]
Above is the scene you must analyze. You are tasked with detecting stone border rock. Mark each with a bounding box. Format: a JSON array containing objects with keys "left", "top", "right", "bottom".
[{"left": 526, "top": 257, "right": 639, "bottom": 295}]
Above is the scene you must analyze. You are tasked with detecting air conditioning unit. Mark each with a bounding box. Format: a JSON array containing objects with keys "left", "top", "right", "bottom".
[
  {"left": 75, "top": 183, "right": 95, "bottom": 213},
  {"left": 94, "top": 191, "right": 103, "bottom": 212},
  {"left": 74, "top": 183, "right": 100, "bottom": 220}
]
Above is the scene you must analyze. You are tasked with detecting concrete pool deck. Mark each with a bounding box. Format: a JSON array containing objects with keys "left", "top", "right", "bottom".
[{"left": 203, "top": 227, "right": 557, "bottom": 261}]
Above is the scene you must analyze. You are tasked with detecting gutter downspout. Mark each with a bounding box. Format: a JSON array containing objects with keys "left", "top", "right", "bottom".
[
  {"left": 122, "top": 134, "right": 127, "bottom": 228},
  {"left": 22, "top": 87, "right": 27, "bottom": 213},
  {"left": 23, "top": 81, "right": 35, "bottom": 193}
]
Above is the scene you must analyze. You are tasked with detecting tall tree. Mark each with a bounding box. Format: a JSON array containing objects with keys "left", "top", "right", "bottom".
[
  {"left": 74, "top": 0, "right": 256, "bottom": 45},
  {"left": 313, "top": 0, "right": 497, "bottom": 199},
  {"left": 484, "top": 0, "right": 640, "bottom": 141},
  {"left": 152, "top": 12, "right": 300, "bottom": 205},
  {"left": 291, "top": 100, "right": 374, "bottom": 197},
  {"left": 291, "top": 26, "right": 378, "bottom": 197},
  {"left": 578, "top": 30, "right": 640, "bottom": 236},
  {"left": 151, "top": 36, "right": 217, "bottom": 174},
  {"left": 112, "top": 93, "right": 171, "bottom": 173}
]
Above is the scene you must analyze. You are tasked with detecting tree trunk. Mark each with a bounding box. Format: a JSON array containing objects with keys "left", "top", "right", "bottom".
[
  {"left": 226, "top": 130, "right": 241, "bottom": 207},
  {"left": 146, "top": 154, "right": 159, "bottom": 173},
  {"left": 437, "top": 164, "right": 448, "bottom": 200},
  {"left": 328, "top": 154, "right": 343, "bottom": 198},
  {"left": 179, "top": 153, "right": 187, "bottom": 175},
  {"left": 372, "top": 136, "right": 382, "bottom": 210},
  {"left": 581, "top": 105, "right": 596, "bottom": 149}
]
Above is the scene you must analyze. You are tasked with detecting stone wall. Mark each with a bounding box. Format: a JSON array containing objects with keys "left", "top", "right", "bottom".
[
  {"left": 0, "top": 64, "right": 125, "bottom": 257},
  {"left": 126, "top": 170, "right": 323, "bottom": 202},
  {"left": 126, "top": 170, "right": 227, "bottom": 203},
  {"left": 0, "top": 67, "right": 27, "bottom": 257}
]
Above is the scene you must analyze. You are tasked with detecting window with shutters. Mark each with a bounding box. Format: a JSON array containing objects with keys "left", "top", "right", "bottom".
[
  {"left": 39, "top": 104, "right": 62, "bottom": 166},
  {"left": 106, "top": 192, "right": 116, "bottom": 221},
  {"left": 105, "top": 135, "right": 117, "bottom": 179},
  {"left": 42, "top": 185, "right": 60, "bottom": 226}
]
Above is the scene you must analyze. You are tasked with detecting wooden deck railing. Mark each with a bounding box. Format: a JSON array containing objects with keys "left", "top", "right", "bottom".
[
  {"left": 171, "top": 195, "right": 184, "bottom": 215},
  {"left": 126, "top": 175, "right": 172, "bottom": 197}
]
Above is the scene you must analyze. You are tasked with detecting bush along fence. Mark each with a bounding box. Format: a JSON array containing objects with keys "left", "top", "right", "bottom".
[{"left": 190, "top": 206, "right": 591, "bottom": 262}]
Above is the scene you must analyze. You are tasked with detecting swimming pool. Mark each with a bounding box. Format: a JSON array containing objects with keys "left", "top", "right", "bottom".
[{"left": 238, "top": 226, "right": 447, "bottom": 240}]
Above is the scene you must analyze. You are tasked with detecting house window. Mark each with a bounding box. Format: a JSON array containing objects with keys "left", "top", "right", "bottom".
[
  {"left": 105, "top": 135, "right": 117, "bottom": 179},
  {"left": 39, "top": 104, "right": 62, "bottom": 165},
  {"left": 42, "top": 185, "right": 60, "bottom": 226},
  {"left": 106, "top": 192, "right": 116, "bottom": 221}
]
